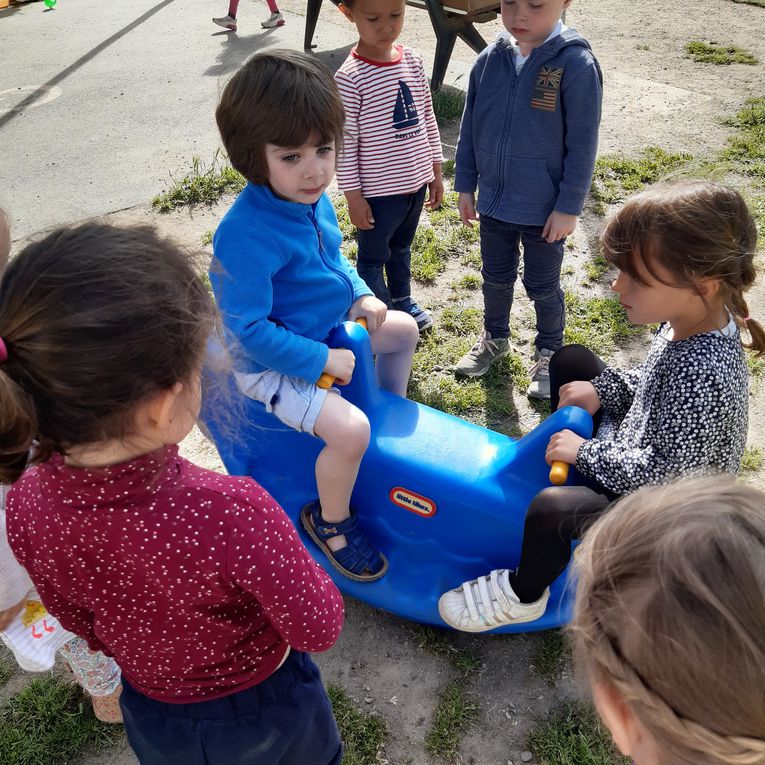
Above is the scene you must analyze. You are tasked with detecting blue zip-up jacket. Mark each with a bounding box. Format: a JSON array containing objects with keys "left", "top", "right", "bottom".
[
  {"left": 455, "top": 28, "right": 603, "bottom": 225},
  {"left": 211, "top": 182, "right": 373, "bottom": 383}
]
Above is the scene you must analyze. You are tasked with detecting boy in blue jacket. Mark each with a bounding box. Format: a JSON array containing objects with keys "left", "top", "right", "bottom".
[
  {"left": 453, "top": 0, "right": 602, "bottom": 399},
  {"left": 212, "top": 51, "right": 419, "bottom": 582}
]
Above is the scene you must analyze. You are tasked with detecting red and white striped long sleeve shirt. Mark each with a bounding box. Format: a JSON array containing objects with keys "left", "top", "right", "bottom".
[{"left": 335, "top": 46, "right": 444, "bottom": 198}]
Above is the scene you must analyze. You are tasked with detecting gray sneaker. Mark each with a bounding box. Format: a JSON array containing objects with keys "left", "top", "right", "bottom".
[
  {"left": 527, "top": 348, "right": 554, "bottom": 399},
  {"left": 454, "top": 331, "right": 510, "bottom": 377}
]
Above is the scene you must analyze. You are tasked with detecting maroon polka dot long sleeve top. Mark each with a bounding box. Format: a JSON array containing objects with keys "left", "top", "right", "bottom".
[{"left": 7, "top": 446, "right": 344, "bottom": 703}]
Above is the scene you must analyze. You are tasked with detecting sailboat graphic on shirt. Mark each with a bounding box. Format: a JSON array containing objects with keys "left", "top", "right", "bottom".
[{"left": 392, "top": 81, "right": 419, "bottom": 130}]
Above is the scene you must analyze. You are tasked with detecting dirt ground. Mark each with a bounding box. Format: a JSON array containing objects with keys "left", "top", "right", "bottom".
[{"left": 6, "top": 0, "right": 765, "bottom": 763}]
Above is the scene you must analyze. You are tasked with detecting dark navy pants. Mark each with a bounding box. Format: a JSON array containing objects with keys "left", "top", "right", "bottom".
[
  {"left": 479, "top": 214, "right": 565, "bottom": 351},
  {"left": 120, "top": 651, "right": 343, "bottom": 765},
  {"left": 356, "top": 185, "right": 427, "bottom": 304}
]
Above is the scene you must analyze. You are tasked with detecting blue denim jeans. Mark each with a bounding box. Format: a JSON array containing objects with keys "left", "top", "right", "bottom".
[
  {"left": 479, "top": 214, "right": 565, "bottom": 350},
  {"left": 356, "top": 185, "right": 427, "bottom": 304},
  {"left": 120, "top": 651, "right": 342, "bottom": 765}
]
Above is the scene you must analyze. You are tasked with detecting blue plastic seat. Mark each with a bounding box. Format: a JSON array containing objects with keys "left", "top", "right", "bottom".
[{"left": 202, "top": 321, "right": 592, "bottom": 633}]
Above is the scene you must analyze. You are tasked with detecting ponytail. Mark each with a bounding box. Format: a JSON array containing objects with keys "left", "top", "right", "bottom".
[
  {"left": 728, "top": 291, "right": 765, "bottom": 357},
  {"left": 0, "top": 370, "right": 35, "bottom": 483}
]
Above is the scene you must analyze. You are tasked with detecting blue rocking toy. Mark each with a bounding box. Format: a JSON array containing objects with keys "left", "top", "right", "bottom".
[{"left": 202, "top": 321, "right": 593, "bottom": 634}]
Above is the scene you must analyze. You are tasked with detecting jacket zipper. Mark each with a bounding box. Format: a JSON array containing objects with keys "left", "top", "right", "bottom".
[
  {"left": 308, "top": 209, "right": 354, "bottom": 306},
  {"left": 489, "top": 44, "right": 553, "bottom": 216}
]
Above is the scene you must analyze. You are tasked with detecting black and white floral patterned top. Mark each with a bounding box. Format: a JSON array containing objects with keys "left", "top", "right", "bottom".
[{"left": 576, "top": 319, "right": 748, "bottom": 495}]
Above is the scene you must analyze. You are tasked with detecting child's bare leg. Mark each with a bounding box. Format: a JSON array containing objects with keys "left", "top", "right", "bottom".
[
  {"left": 370, "top": 312, "right": 418, "bottom": 396},
  {"left": 313, "top": 393, "right": 370, "bottom": 551}
]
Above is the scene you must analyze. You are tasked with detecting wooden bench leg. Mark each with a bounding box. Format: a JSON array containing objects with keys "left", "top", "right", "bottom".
[
  {"left": 431, "top": 29, "right": 458, "bottom": 92},
  {"left": 457, "top": 22, "right": 488, "bottom": 55},
  {"left": 304, "top": 0, "right": 324, "bottom": 49}
]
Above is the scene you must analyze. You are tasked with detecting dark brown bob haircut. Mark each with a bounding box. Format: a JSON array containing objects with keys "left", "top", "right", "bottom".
[{"left": 216, "top": 49, "right": 345, "bottom": 185}]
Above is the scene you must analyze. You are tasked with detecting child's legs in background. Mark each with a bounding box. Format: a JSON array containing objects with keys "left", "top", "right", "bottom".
[
  {"left": 357, "top": 187, "right": 426, "bottom": 304},
  {"left": 369, "top": 312, "right": 419, "bottom": 396},
  {"left": 59, "top": 637, "right": 122, "bottom": 722},
  {"left": 479, "top": 216, "right": 522, "bottom": 339},
  {"left": 384, "top": 186, "right": 426, "bottom": 302},
  {"left": 313, "top": 393, "right": 370, "bottom": 533},
  {"left": 519, "top": 228, "right": 565, "bottom": 352},
  {"left": 120, "top": 651, "right": 342, "bottom": 765},
  {"left": 510, "top": 486, "right": 614, "bottom": 603}
]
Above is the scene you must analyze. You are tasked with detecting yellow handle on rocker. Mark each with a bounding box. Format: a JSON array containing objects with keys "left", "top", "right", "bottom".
[
  {"left": 549, "top": 461, "right": 569, "bottom": 485},
  {"left": 316, "top": 318, "right": 368, "bottom": 390}
]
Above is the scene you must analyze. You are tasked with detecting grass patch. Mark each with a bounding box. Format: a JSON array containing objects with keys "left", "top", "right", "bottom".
[
  {"left": 564, "top": 293, "right": 644, "bottom": 359},
  {"left": 411, "top": 228, "right": 449, "bottom": 283},
  {"left": 740, "top": 445, "right": 764, "bottom": 476},
  {"left": 439, "top": 306, "right": 483, "bottom": 336},
  {"left": 0, "top": 653, "right": 14, "bottom": 687},
  {"left": 428, "top": 191, "right": 462, "bottom": 228},
  {"left": 432, "top": 86, "right": 466, "bottom": 126},
  {"left": 747, "top": 348, "right": 765, "bottom": 381},
  {"left": 584, "top": 252, "right": 610, "bottom": 283},
  {"left": 334, "top": 195, "right": 357, "bottom": 242},
  {"left": 721, "top": 98, "right": 765, "bottom": 178},
  {"left": 452, "top": 274, "right": 481, "bottom": 291},
  {"left": 685, "top": 40, "right": 758, "bottom": 65},
  {"left": 529, "top": 701, "right": 629, "bottom": 765},
  {"left": 590, "top": 147, "right": 693, "bottom": 209},
  {"left": 409, "top": 328, "right": 523, "bottom": 435},
  {"left": 152, "top": 153, "right": 245, "bottom": 212},
  {"left": 742, "top": 191, "right": 765, "bottom": 247},
  {"left": 0, "top": 676, "right": 122, "bottom": 765},
  {"left": 201, "top": 229, "right": 213, "bottom": 247},
  {"left": 411, "top": 218, "right": 477, "bottom": 284},
  {"left": 461, "top": 247, "right": 482, "bottom": 269},
  {"left": 413, "top": 626, "right": 483, "bottom": 679},
  {"left": 327, "top": 684, "right": 387, "bottom": 765},
  {"left": 441, "top": 158, "right": 455, "bottom": 178},
  {"left": 531, "top": 630, "right": 570, "bottom": 684},
  {"left": 424, "top": 681, "right": 479, "bottom": 763}
]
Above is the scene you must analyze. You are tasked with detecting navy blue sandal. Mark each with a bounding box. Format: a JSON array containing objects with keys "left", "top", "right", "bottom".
[{"left": 301, "top": 501, "right": 389, "bottom": 582}]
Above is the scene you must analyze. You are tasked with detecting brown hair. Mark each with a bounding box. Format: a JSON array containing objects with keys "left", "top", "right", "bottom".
[
  {"left": 0, "top": 206, "right": 10, "bottom": 272},
  {"left": 0, "top": 223, "right": 216, "bottom": 483},
  {"left": 571, "top": 478, "right": 765, "bottom": 765},
  {"left": 216, "top": 49, "right": 345, "bottom": 185},
  {"left": 600, "top": 180, "right": 765, "bottom": 355}
]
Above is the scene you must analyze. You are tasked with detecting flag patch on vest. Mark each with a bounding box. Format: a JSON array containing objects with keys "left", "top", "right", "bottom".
[{"left": 531, "top": 66, "right": 563, "bottom": 111}]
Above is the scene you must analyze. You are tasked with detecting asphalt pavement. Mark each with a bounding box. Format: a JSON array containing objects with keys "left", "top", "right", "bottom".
[{"left": 0, "top": 0, "right": 488, "bottom": 238}]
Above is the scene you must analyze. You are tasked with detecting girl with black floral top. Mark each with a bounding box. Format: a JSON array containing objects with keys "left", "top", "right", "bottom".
[{"left": 439, "top": 180, "right": 765, "bottom": 632}]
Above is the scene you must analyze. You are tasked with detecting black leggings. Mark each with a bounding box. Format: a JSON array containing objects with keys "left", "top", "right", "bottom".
[{"left": 509, "top": 345, "right": 618, "bottom": 603}]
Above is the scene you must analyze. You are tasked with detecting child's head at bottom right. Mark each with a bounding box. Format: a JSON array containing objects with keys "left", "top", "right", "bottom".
[{"left": 571, "top": 477, "right": 765, "bottom": 765}]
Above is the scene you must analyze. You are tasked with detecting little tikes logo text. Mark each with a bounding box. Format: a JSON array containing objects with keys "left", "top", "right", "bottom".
[{"left": 389, "top": 487, "right": 436, "bottom": 517}]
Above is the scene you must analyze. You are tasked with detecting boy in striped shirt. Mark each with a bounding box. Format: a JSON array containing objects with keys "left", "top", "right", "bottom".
[{"left": 336, "top": 0, "right": 444, "bottom": 332}]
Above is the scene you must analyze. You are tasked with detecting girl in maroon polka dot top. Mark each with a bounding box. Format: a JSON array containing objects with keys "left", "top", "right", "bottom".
[{"left": 0, "top": 224, "right": 345, "bottom": 764}]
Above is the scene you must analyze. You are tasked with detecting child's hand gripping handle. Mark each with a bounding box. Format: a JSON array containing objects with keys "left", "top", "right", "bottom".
[
  {"left": 317, "top": 318, "right": 368, "bottom": 389},
  {"left": 549, "top": 461, "right": 569, "bottom": 485}
]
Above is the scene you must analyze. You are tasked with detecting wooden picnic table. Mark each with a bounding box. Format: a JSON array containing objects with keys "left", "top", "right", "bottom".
[{"left": 304, "top": 0, "right": 500, "bottom": 91}]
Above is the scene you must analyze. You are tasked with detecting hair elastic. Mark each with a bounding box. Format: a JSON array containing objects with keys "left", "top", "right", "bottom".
[
  {"left": 743, "top": 316, "right": 752, "bottom": 323},
  {"left": 0, "top": 337, "right": 7, "bottom": 364}
]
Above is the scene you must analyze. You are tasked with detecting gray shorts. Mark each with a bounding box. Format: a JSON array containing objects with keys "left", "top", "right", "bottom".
[{"left": 235, "top": 369, "right": 335, "bottom": 436}]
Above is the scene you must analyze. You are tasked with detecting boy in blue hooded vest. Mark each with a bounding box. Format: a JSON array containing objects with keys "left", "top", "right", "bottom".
[{"left": 453, "top": 0, "right": 602, "bottom": 399}]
